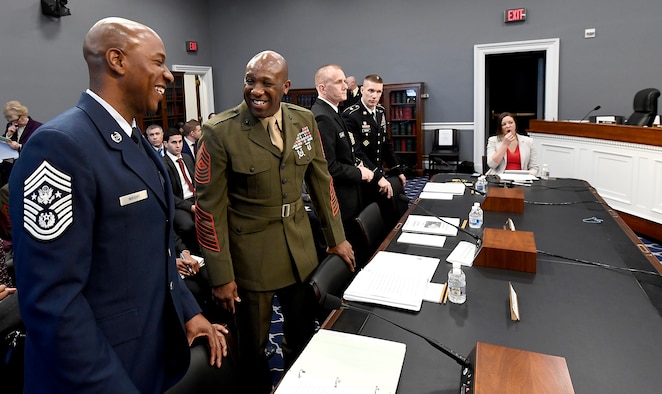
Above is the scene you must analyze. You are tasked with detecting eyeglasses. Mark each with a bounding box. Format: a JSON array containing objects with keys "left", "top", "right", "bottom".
[{"left": 6, "top": 115, "right": 22, "bottom": 123}]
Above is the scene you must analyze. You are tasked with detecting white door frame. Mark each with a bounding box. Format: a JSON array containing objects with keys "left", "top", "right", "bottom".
[
  {"left": 171, "top": 65, "right": 215, "bottom": 121},
  {"left": 473, "top": 38, "right": 560, "bottom": 172}
]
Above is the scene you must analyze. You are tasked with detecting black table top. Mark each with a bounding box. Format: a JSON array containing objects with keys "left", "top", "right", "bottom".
[{"left": 326, "top": 177, "right": 662, "bottom": 394}]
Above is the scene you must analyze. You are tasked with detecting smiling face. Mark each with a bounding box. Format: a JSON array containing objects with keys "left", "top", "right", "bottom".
[
  {"left": 122, "top": 30, "right": 174, "bottom": 115},
  {"left": 243, "top": 51, "right": 291, "bottom": 118}
]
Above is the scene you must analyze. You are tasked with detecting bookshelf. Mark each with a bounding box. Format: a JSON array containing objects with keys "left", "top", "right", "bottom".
[
  {"left": 383, "top": 82, "right": 425, "bottom": 176},
  {"left": 138, "top": 72, "right": 187, "bottom": 131},
  {"left": 282, "top": 88, "right": 317, "bottom": 109}
]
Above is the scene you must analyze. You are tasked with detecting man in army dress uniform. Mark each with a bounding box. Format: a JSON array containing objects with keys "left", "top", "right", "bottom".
[
  {"left": 195, "top": 50, "right": 355, "bottom": 393},
  {"left": 342, "top": 74, "right": 408, "bottom": 228}
]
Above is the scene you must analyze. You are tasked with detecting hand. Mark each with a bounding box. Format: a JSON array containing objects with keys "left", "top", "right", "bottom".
[
  {"left": 185, "top": 313, "right": 229, "bottom": 368},
  {"left": 358, "top": 163, "right": 374, "bottom": 182},
  {"left": 8, "top": 141, "right": 20, "bottom": 151},
  {"left": 5, "top": 125, "right": 16, "bottom": 138},
  {"left": 327, "top": 240, "right": 356, "bottom": 272},
  {"left": 398, "top": 173, "right": 407, "bottom": 187},
  {"left": 503, "top": 130, "right": 517, "bottom": 145},
  {"left": 212, "top": 281, "right": 241, "bottom": 314},
  {"left": 0, "top": 284, "right": 16, "bottom": 301},
  {"left": 377, "top": 177, "right": 393, "bottom": 198},
  {"left": 176, "top": 258, "right": 191, "bottom": 277}
]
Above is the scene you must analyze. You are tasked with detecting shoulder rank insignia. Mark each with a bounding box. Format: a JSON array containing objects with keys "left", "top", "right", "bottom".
[
  {"left": 344, "top": 104, "right": 361, "bottom": 114},
  {"left": 23, "top": 161, "right": 73, "bottom": 241}
]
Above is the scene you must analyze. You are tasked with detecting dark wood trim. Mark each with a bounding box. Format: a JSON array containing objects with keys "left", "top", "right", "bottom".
[
  {"left": 617, "top": 210, "right": 662, "bottom": 244},
  {"left": 528, "top": 119, "right": 662, "bottom": 147}
]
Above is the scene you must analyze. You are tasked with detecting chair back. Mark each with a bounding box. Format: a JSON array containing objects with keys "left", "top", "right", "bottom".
[
  {"left": 355, "top": 202, "right": 388, "bottom": 251},
  {"left": 308, "top": 254, "right": 354, "bottom": 303},
  {"left": 625, "top": 88, "right": 660, "bottom": 127}
]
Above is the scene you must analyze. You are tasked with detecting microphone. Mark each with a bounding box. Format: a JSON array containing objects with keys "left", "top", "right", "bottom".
[
  {"left": 579, "top": 105, "right": 601, "bottom": 122},
  {"left": 398, "top": 194, "right": 481, "bottom": 244},
  {"left": 321, "top": 293, "right": 472, "bottom": 369}
]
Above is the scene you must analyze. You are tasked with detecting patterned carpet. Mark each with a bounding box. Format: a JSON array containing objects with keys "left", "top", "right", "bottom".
[{"left": 267, "top": 175, "right": 662, "bottom": 386}]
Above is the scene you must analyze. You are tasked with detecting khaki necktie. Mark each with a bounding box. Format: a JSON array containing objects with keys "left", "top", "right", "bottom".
[{"left": 268, "top": 116, "right": 284, "bottom": 152}]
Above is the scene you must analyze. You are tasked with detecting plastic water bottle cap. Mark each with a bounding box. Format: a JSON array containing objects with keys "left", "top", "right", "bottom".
[
  {"left": 452, "top": 262, "right": 461, "bottom": 269},
  {"left": 473, "top": 202, "right": 480, "bottom": 206}
]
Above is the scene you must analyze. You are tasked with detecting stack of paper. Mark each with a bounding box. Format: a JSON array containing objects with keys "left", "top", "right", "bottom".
[
  {"left": 343, "top": 251, "right": 440, "bottom": 311},
  {"left": 401, "top": 214, "right": 460, "bottom": 236},
  {"left": 420, "top": 182, "right": 466, "bottom": 200},
  {"left": 276, "top": 329, "right": 406, "bottom": 394}
]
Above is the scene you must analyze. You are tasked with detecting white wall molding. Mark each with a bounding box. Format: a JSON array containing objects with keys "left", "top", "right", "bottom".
[{"left": 171, "top": 65, "right": 215, "bottom": 121}]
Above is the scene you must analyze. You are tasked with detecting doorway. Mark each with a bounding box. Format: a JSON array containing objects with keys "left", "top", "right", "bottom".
[
  {"left": 473, "top": 38, "right": 559, "bottom": 173},
  {"left": 486, "top": 51, "right": 545, "bottom": 137},
  {"left": 172, "top": 65, "right": 215, "bottom": 123}
]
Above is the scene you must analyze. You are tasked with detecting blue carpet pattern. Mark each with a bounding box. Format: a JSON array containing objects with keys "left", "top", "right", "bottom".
[{"left": 267, "top": 176, "right": 662, "bottom": 387}]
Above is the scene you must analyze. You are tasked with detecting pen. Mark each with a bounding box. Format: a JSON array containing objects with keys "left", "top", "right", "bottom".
[
  {"left": 180, "top": 252, "right": 193, "bottom": 275},
  {"left": 439, "top": 283, "right": 448, "bottom": 304}
]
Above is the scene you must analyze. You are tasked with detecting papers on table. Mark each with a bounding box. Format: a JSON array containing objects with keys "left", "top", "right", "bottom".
[
  {"left": 499, "top": 170, "right": 538, "bottom": 182},
  {"left": 343, "top": 251, "right": 440, "bottom": 311},
  {"left": 397, "top": 232, "right": 446, "bottom": 247},
  {"left": 422, "top": 182, "right": 466, "bottom": 195},
  {"left": 401, "top": 215, "right": 459, "bottom": 237},
  {"left": 418, "top": 191, "right": 454, "bottom": 200},
  {"left": 445, "top": 241, "right": 477, "bottom": 266},
  {"left": 275, "top": 329, "right": 406, "bottom": 394}
]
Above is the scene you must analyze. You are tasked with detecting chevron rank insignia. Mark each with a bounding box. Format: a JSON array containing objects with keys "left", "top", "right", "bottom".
[{"left": 23, "top": 161, "right": 73, "bottom": 241}]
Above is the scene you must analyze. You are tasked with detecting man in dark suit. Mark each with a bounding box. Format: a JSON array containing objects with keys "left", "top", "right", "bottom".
[
  {"left": 195, "top": 50, "right": 356, "bottom": 393},
  {"left": 338, "top": 75, "right": 361, "bottom": 112},
  {"left": 162, "top": 127, "right": 199, "bottom": 254},
  {"left": 342, "top": 74, "right": 408, "bottom": 228},
  {"left": 311, "top": 64, "right": 377, "bottom": 266},
  {"left": 181, "top": 119, "right": 201, "bottom": 159},
  {"left": 9, "top": 17, "right": 227, "bottom": 393}
]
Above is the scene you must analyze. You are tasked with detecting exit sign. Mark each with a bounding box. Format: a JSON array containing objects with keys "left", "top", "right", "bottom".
[
  {"left": 504, "top": 8, "right": 527, "bottom": 23},
  {"left": 186, "top": 41, "right": 198, "bottom": 52}
]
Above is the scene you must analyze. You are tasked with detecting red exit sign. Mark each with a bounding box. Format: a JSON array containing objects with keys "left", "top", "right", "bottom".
[{"left": 504, "top": 8, "right": 527, "bottom": 23}]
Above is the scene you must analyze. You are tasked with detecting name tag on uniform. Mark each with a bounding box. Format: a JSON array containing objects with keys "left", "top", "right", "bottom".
[{"left": 119, "top": 190, "right": 148, "bottom": 206}]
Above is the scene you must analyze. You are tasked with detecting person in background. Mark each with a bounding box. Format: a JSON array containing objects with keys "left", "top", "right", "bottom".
[
  {"left": 486, "top": 112, "right": 539, "bottom": 176},
  {"left": 1, "top": 101, "right": 42, "bottom": 186},
  {"left": 342, "top": 74, "right": 408, "bottom": 228},
  {"left": 8, "top": 17, "right": 227, "bottom": 393},
  {"left": 181, "top": 119, "right": 201, "bottom": 158},
  {"left": 338, "top": 75, "right": 361, "bottom": 112},
  {"left": 162, "top": 127, "right": 199, "bottom": 254},
  {"left": 312, "top": 64, "right": 376, "bottom": 266},
  {"left": 144, "top": 123, "right": 165, "bottom": 156},
  {"left": 195, "top": 50, "right": 355, "bottom": 393},
  {"left": 208, "top": 112, "right": 216, "bottom": 119}
]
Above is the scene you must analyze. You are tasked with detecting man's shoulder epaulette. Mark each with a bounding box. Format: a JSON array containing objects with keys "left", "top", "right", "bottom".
[
  {"left": 376, "top": 103, "right": 386, "bottom": 111},
  {"left": 343, "top": 104, "right": 361, "bottom": 115},
  {"left": 282, "top": 102, "right": 312, "bottom": 114},
  {"left": 208, "top": 107, "right": 240, "bottom": 126}
]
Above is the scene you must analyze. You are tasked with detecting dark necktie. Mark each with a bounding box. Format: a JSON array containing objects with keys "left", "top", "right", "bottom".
[
  {"left": 177, "top": 158, "right": 195, "bottom": 195},
  {"left": 192, "top": 142, "right": 198, "bottom": 157},
  {"left": 131, "top": 127, "right": 145, "bottom": 152}
]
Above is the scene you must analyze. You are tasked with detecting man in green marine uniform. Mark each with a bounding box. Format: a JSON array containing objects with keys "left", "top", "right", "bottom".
[{"left": 194, "top": 50, "right": 356, "bottom": 392}]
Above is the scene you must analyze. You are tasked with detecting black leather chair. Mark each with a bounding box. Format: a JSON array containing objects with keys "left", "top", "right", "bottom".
[
  {"left": 625, "top": 88, "right": 660, "bottom": 127},
  {"left": 428, "top": 128, "right": 459, "bottom": 173},
  {"left": 355, "top": 202, "right": 389, "bottom": 264},
  {"left": 308, "top": 254, "right": 355, "bottom": 321},
  {"left": 166, "top": 338, "right": 238, "bottom": 394}
]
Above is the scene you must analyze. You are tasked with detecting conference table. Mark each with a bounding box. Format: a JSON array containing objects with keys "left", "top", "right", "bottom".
[{"left": 322, "top": 175, "right": 662, "bottom": 393}]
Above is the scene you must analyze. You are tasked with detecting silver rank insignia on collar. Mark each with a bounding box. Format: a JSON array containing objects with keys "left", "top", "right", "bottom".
[{"left": 111, "top": 131, "right": 123, "bottom": 143}]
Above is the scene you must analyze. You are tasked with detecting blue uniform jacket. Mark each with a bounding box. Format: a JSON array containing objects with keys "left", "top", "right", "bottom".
[{"left": 9, "top": 93, "right": 200, "bottom": 393}]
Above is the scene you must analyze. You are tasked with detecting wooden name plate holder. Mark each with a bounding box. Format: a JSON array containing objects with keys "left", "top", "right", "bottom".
[
  {"left": 474, "top": 228, "right": 537, "bottom": 273},
  {"left": 482, "top": 188, "right": 524, "bottom": 213},
  {"left": 468, "top": 342, "right": 575, "bottom": 394}
]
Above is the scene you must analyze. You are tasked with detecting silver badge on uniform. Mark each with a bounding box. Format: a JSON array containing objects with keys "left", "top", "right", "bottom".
[
  {"left": 293, "top": 126, "right": 314, "bottom": 158},
  {"left": 111, "top": 131, "right": 123, "bottom": 143},
  {"left": 23, "top": 161, "right": 73, "bottom": 241}
]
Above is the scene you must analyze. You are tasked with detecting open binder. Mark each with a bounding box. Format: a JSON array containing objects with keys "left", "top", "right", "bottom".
[{"left": 275, "top": 329, "right": 406, "bottom": 393}]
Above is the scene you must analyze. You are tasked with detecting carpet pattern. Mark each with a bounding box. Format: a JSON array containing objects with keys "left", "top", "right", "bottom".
[{"left": 267, "top": 176, "right": 662, "bottom": 386}]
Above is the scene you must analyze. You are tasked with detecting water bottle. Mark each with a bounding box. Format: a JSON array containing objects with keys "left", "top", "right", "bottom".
[
  {"left": 448, "top": 262, "right": 466, "bottom": 304},
  {"left": 468, "top": 202, "right": 483, "bottom": 229},
  {"left": 541, "top": 164, "right": 549, "bottom": 180},
  {"left": 475, "top": 175, "right": 488, "bottom": 194}
]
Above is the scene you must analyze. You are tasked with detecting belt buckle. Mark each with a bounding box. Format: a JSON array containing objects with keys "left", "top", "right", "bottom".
[{"left": 281, "top": 203, "right": 291, "bottom": 217}]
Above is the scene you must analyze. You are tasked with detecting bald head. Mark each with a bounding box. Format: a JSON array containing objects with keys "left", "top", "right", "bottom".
[
  {"left": 83, "top": 17, "right": 157, "bottom": 72},
  {"left": 246, "top": 50, "right": 288, "bottom": 80},
  {"left": 81, "top": 17, "right": 173, "bottom": 122}
]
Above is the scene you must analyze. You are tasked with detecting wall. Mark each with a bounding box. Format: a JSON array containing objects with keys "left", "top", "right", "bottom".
[
  {"left": 208, "top": 0, "right": 662, "bottom": 124},
  {"left": 0, "top": 0, "right": 212, "bottom": 121}
]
